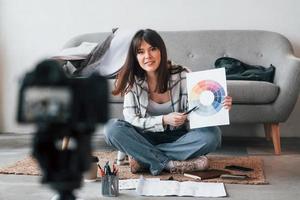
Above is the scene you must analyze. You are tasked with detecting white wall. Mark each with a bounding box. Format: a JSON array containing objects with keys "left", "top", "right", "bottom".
[{"left": 0, "top": 0, "right": 300, "bottom": 135}]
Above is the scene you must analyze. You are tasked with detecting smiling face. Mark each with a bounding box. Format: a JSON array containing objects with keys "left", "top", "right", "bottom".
[{"left": 136, "top": 40, "right": 161, "bottom": 76}]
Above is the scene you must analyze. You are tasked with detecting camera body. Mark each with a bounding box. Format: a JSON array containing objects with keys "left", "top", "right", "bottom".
[
  {"left": 17, "top": 59, "right": 109, "bottom": 200},
  {"left": 17, "top": 59, "right": 108, "bottom": 125}
]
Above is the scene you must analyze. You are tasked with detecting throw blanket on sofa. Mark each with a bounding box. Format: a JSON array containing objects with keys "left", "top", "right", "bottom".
[
  {"left": 215, "top": 57, "right": 275, "bottom": 83},
  {"left": 74, "top": 28, "right": 137, "bottom": 77}
]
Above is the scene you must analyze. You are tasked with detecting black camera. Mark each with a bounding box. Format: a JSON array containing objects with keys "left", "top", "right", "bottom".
[
  {"left": 17, "top": 59, "right": 108, "bottom": 125},
  {"left": 17, "top": 59, "right": 108, "bottom": 200}
]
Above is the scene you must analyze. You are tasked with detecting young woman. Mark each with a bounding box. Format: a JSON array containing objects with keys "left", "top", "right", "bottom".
[{"left": 104, "top": 29, "right": 232, "bottom": 176}]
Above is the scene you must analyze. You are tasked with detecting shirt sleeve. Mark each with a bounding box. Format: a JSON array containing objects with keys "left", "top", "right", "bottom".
[{"left": 123, "top": 90, "right": 165, "bottom": 132}]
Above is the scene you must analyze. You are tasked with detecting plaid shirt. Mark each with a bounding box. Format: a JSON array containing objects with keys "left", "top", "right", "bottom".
[{"left": 123, "top": 65, "right": 189, "bottom": 132}]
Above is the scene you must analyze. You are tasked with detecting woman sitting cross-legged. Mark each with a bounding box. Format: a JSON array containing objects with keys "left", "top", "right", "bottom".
[{"left": 104, "top": 29, "right": 232, "bottom": 176}]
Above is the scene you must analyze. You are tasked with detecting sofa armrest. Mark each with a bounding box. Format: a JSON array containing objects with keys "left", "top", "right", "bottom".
[{"left": 272, "top": 55, "right": 300, "bottom": 121}]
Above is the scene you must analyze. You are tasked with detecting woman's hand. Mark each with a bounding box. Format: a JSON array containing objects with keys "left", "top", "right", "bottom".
[
  {"left": 163, "top": 112, "right": 187, "bottom": 126},
  {"left": 223, "top": 96, "right": 233, "bottom": 110}
]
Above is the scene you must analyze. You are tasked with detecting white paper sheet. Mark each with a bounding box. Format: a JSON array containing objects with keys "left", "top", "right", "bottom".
[
  {"left": 186, "top": 68, "right": 229, "bottom": 128},
  {"left": 119, "top": 178, "right": 160, "bottom": 190},
  {"left": 136, "top": 178, "right": 227, "bottom": 197}
]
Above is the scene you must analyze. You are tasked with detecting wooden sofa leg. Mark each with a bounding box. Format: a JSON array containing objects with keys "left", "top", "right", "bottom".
[{"left": 267, "top": 123, "right": 281, "bottom": 155}]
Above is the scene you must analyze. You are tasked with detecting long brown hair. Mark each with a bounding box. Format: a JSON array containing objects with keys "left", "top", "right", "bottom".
[{"left": 112, "top": 29, "right": 169, "bottom": 96}]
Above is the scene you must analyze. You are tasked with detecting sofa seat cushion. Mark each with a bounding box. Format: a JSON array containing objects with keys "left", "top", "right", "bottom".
[
  {"left": 107, "top": 79, "right": 279, "bottom": 104},
  {"left": 228, "top": 80, "right": 279, "bottom": 104},
  {"left": 107, "top": 79, "right": 124, "bottom": 103}
]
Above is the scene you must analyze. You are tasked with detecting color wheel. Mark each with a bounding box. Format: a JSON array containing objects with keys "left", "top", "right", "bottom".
[{"left": 189, "top": 80, "right": 225, "bottom": 116}]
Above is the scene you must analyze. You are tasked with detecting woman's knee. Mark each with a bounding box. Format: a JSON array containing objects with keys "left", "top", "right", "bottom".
[
  {"left": 204, "top": 127, "right": 222, "bottom": 150},
  {"left": 103, "top": 119, "right": 135, "bottom": 142},
  {"left": 193, "top": 126, "right": 222, "bottom": 152},
  {"left": 103, "top": 119, "right": 126, "bottom": 141}
]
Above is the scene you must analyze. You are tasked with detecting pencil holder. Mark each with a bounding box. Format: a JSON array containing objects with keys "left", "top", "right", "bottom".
[{"left": 101, "top": 175, "right": 119, "bottom": 197}]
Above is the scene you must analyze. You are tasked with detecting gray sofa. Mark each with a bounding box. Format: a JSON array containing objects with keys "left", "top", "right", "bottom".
[{"left": 63, "top": 30, "right": 300, "bottom": 155}]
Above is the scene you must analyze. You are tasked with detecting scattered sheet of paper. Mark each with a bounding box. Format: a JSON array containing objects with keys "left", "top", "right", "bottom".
[
  {"left": 119, "top": 178, "right": 160, "bottom": 190},
  {"left": 186, "top": 68, "right": 229, "bottom": 128},
  {"left": 136, "top": 177, "right": 227, "bottom": 197}
]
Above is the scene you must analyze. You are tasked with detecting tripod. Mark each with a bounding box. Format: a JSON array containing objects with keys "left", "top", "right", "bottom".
[{"left": 33, "top": 124, "right": 94, "bottom": 200}]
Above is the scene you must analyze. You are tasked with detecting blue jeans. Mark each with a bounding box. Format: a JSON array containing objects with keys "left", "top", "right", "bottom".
[{"left": 103, "top": 119, "right": 222, "bottom": 175}]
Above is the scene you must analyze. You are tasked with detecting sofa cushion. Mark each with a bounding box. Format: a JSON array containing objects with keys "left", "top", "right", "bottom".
[
  {"left": 108, "top": 79, "right": 279, "bottom": 104},
  {"left": 227, "top": 80, "right": 279, "bottom": 104},
  {"left": 107, "top": 79, "right": 123, "bottom": 103}
]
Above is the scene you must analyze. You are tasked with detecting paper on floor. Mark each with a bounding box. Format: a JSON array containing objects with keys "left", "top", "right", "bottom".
[
  {"left": 136, "top": 177, "right": 227, "bottom": 197},
  {"left": 119, "top": 177, "right": 160, "bottom": 190}
]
